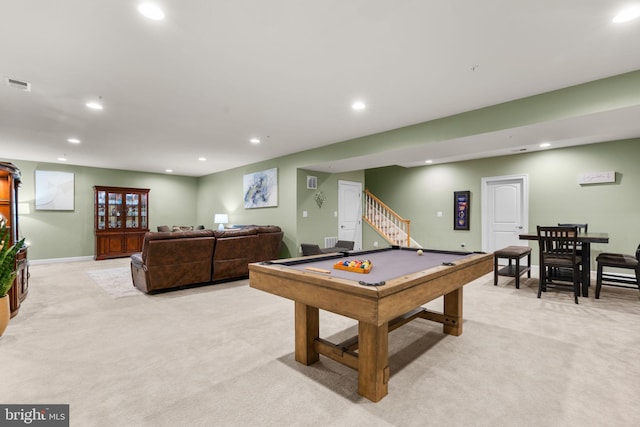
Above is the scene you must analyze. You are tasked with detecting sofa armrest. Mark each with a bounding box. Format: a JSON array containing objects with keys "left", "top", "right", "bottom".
[
  {"left": 131, "top": 252, "right": 144, "bottom": 265},
  {"left": 130, "top": 252, "right": 149, "bottom": 292},
  {"left": 131, "top": 252, "right": 145, "bottom": 269}
]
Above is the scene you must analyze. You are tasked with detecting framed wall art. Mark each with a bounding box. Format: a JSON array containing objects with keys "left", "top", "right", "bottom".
[
  {"left": 306, "top": 175, "right": 317, "bottom": 190},
  {"left": 454, "top": 190, "right": 470, "bottom": 230},
  {"left": 243, "top": 168, "right": 278, "bottom": 208},
  {"left": 35, "top": 170, "right": 75, "bottom": 211}
]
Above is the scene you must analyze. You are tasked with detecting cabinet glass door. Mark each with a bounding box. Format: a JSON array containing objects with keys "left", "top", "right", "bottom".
[
  {"left": 97, "top": 190, "right": 106, "bottom": 230},
  {"left": 125, "top": 193, "right": 139, "bottom": 228},
  {"left": 107, "top": 192, "right": 122, "bottom": 229},
  {"left": 140, "top": 193, "right": 148, "bottom": 229}
]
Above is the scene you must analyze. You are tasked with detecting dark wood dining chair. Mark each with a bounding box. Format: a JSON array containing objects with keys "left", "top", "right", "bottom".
[
  {"left": 556, "top": 223, "right": 588, "bottom": 281},
  {"left": 595, "top": 244, "right": 640, "bottom": 298},
  {"left": 537, "top": 226, "right": 581, "bottom": 304},
  {"left": 557, "top": 223, "right": 587, "bottom": 247}
]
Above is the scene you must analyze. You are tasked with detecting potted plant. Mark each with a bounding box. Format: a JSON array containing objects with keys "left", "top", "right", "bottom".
[{"left": 0, "top": 218, "right": 25, "bottom": 336}]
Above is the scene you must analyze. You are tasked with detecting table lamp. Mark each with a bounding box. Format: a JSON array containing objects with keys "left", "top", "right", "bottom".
[{"left": 214, "top": 213, "right": 228, "bottom": 231}]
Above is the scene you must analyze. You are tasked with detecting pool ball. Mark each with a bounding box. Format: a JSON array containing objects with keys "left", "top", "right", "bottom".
[{"left": 417, "top": 249, "right": 423, "bottom": 255}]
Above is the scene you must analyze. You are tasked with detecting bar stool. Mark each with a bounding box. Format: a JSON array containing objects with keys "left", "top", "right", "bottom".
[
  {"left": 595, "top": 244, "right": 640, "bottom": 298},
  {"left": 494, "top": 246, "right": 532, "bottom": 289}
]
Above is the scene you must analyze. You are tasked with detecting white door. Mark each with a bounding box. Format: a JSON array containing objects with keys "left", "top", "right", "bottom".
[
  {"left": 338, "top": 180, "right": 362, "bottom": 250},
  {"left": 481, "top": 175, "right": 528, "bottom": 253}
]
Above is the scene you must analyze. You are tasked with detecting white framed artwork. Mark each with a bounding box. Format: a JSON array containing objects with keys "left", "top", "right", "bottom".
[
  {"left": 243, "top": 168, "right": 278, "bottom": 208},
  {"left": 307, "top": 175, "right": 317, "bottom": 189},
  {"left": 35, "top": 170, "right": 75, "bottom": 210}
]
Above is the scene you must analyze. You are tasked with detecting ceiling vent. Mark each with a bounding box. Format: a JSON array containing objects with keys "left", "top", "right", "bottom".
[{"left": 5, "top": 77, "right": 31, "bottom": 91}]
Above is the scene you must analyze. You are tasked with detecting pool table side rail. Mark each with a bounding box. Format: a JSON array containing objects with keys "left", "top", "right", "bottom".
[
  {"left": 249, "top": 252, "right": 493, "bottom": 325},
  {"left": 249, "top": 264, "right": 381, "bottom": 323},
  {"left": 376, "top": 253, "right": 493, "bottom": 322}
]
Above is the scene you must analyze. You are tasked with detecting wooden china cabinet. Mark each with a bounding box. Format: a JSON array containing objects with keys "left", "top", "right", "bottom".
[
  {"left": 94, "top": 186, "right": 149, "bottom": 260},
  {"left": 0, "top": 162, "right": 29, "bottom": 318}
]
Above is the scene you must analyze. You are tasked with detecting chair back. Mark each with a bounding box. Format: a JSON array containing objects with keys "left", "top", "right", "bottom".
[
  {"left": 335, "top": 240, "right": 355, "bottom": 250},
  {"left": 557, "top": 223, "right": 587, "bottom": 250},
  {"left": 537, "top": 226, "right": 580, "bottom": 264},
  {"left": 301, "top": 243, "right": 322, "bottom": 256},
  {"left": 557, "top": 223, "right": 587, "bottom": 233}
]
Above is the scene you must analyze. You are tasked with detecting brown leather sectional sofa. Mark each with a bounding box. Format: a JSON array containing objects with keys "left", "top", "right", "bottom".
[{"left": 130, "top": 225, "right": 283, "bottom": 293}]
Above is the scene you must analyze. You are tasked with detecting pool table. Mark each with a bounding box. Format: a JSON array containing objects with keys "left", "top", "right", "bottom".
[{"left": 248, "top": 246, "right": 493, "bottom": 402}]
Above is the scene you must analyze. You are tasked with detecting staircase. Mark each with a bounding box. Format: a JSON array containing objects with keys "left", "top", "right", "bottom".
[{"left": 363, "top": 189, "right": 421, "bottom": 248}]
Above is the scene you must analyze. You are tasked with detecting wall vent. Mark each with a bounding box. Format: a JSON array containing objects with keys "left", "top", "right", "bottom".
[
  {"left": 324, "top": 236, "right": 337, "bottom": 249},
  {"left": 5, "top": 77, "right": 31, "bottom": 91}
]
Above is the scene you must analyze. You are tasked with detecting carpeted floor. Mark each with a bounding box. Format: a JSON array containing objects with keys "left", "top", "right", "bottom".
[
  {"left": 1, "top": 258, "right": 639, "bottom": 427},
  {"left": 86, "top": 267, "right": 143, "bottom": 298}
]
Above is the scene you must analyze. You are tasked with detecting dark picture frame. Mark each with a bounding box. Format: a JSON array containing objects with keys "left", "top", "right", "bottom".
[{"left": 454, "top": 191, "right": 470, "bottom": 230}]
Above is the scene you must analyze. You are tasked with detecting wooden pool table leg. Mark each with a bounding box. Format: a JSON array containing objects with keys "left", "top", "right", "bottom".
[
  {"left": 358, "top": 321, "right": 389, "bottom": 402},
  {"left": 295, "top": 301, "right": 319, "bottom": 365},
  {"left": 443, "top": 287, "right": 463, "bottom": 336}
]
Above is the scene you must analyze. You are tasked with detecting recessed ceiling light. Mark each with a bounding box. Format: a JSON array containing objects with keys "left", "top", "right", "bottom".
[
  {"left": 86, "top": 101, "right": 103, "bottom": 110},
  {"left": 539, "top": 142, "right": 551, "bottom": 148},
  {"left": 352, "top": 101, "right": 366, "bottom": 111},
  {"left": 250, "top": 138, "right": 260, "bottom": 144},
  {"left": 138, "top": 3, "right": 165, "bottom": 20},
  {"left": 425, "top": 160, "right": 433, "bottom": 164},
  {"left": 198, "top": 157, "right": 206, "bottom": 161},
  {"left": 165, "top": 169, "right": 173, "bottom": 173},
  {"left": 613, "top": 6, "right": 640, "bottom": 23},
  {"left": 67, "top": 138, "right": 81, "bottom": 144},
  {"left": 57, "top": 156, "right": 67, "bottom": 161}
]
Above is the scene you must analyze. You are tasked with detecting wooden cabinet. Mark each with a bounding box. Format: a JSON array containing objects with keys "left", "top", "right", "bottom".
[
  {"left": 94, "top": 186, "right": 149, "bottom": 260},
  {"left": 1, "top": 162, "right": 28, "bottom": 318}
]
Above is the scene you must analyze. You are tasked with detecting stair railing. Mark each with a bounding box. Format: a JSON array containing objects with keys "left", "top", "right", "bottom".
[{"left": 363, "top": 189, "right": 411, "bottom": 247}]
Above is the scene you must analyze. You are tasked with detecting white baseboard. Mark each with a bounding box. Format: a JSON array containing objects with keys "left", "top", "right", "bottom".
[{"left": 29, "top": 256, "right": 95, "bottom": 265}]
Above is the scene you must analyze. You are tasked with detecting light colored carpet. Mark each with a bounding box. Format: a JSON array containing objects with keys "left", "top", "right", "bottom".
[
  {"left": 1, "top": 258, "right": 639, "bottom": 427},
  {"left": 86, "top": 267, "right": 142, "bottom": 298}
]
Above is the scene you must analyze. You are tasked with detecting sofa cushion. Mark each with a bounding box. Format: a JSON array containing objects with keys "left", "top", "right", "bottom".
[
  {"left": 214, "top": 228, "right": 258, "bottom": 238},
  {"left": 133, "top": 230, "right": 216, "bottom": 292},
  {"left": 254, "top": 225, "right": 282, "bottom": 233},
  {"left": 131, "top": 225, "right": 283, "bottom": 292},
  {"left": 256, "top": 227, "right": 284, "bottom": 261},
  {"left": 212, "top": 233, "right": 259, "bottom": 281}
]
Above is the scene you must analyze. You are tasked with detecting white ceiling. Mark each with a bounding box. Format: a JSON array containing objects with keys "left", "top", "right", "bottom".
[{"left": 1, "top": 1, "right": 639, "bottom": 177}]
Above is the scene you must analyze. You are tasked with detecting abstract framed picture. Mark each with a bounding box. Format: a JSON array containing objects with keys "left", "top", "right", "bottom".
[
  {"left": 243, "top": 168, "right": 278, "bottom": 208},
  {"left": 454, "top": 190, "right": 470, "bottom": 230},
  {"left": 35, "top": 170, "right": 75, "bottom": 211}
]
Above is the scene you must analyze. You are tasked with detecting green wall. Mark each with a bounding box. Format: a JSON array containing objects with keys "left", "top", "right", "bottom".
[
  {"left": 292, "top": 70, "right": 640, "bottom": 164},
  {"left": 294, "top": 169, "right": 364, "bottom": 255},
  {"left": 364, "top": 139, "right": 640, "bottom": 264},
  {"left": 195, "top": 158, "right": 298, "bottom": 258},
  {"left": 1, "top": 159, "right": 198, "bottom": 260},
  {"left": 4, "top": 139, "right": 638, "bottom": 263},
  {"left": 4, "top": 70, "right": 639, "bottom": 262},
  {"left": 194, "top": 152, "right": 364, "bottom": 258}
]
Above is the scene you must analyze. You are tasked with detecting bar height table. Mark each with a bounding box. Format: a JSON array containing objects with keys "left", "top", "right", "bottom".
[{"left": 518, "top": 231, "right": 609, "bottom": 297}]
